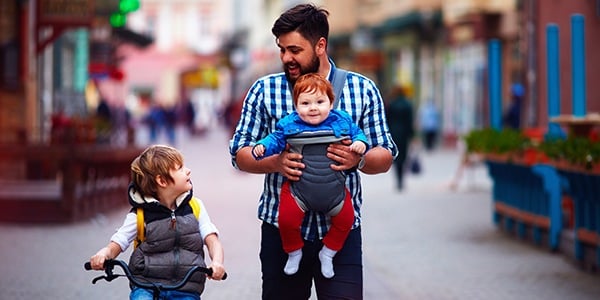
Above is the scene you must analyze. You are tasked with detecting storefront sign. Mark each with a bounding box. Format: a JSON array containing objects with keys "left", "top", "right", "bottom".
[{"left": 38, "top": 0, "right": 94, "bottom": 26}]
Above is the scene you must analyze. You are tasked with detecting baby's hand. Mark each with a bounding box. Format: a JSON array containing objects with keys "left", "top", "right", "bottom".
[
  {"left": 253, "top": 145, "right": 266, "bottom": 157},
  {"left": 350, "top": 141, "right": 366, "bottom": 155}
]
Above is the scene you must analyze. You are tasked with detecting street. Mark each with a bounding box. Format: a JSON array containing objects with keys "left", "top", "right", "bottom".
[{"left": 0, "top": 125, "right": 599, "bottom": 300}]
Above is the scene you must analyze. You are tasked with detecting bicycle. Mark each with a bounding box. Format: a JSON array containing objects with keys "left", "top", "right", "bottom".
[{"left": 84, "top": 259, "right": 227, "bottom": 300}]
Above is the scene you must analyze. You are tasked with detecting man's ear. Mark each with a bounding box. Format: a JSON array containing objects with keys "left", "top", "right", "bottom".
[
  {"left": 155, "top": 175, "right": 168, "bottom": 187},
  {"left": 315, "top": 37, "right": 327, "bottom": 56}
]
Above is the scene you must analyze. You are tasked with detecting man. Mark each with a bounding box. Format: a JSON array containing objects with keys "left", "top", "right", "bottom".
[
  {"left": 229, "top": 4, "right": 397, "bottom": 299},
  {"left": 386, "top": 85, "right": 415, "bottom": 190}
]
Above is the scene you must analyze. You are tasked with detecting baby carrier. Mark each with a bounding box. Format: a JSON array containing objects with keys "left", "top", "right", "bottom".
[
  {"left": 286, "top": 68, "right": 349, "bottom": 216},
  {"left": 286, "top": 131, "right": 348, "bottom": 215}
]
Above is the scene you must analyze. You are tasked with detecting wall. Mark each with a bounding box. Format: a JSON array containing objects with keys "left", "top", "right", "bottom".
[{"left": 536, "top": 0, "right": 600, "bottom": 127}]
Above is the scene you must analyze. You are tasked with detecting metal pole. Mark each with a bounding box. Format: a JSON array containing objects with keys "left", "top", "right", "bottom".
[
  {"left": 571, "top": 14, "right": 586, "bottom": 117},
  {"left": 488, "top": 39, "right": 502, "bottom": 130},
  {"left": 546, "top": 24, "right": 562, "bottom": 137}
]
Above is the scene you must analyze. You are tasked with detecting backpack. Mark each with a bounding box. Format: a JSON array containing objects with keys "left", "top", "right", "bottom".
[{"left": 134, "top": 197, "right": 201, "bottom": 248}]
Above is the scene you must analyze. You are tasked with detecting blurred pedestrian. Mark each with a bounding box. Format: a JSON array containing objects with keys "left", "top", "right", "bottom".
[
  {"left": 144, "top": 103, "right": 163, "bottom": 144},
  {"left": 419, "top": 99, "right": 440, "bottom": 152},
  {"left": 144, "top": 103, "right": 176, "bottom": 145},
  {"left": 163, "top": 104, "right": 177, "bottom": 145},
  {"left": 229, "top": 4, "right": 397, "bottom": 299},
  {"left": 386, "top": 85, "right": 415, "bottom": 190},
  {"left": 95, "top": 98, "right": 113, "bottom": 144},
  {"left": 503, "top": 83, "right": 524, "bottom": 129},
  {"left": 179, "top": 97, "right": 196, "bottom": 135}
]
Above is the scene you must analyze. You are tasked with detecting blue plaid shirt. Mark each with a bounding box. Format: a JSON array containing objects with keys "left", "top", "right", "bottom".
[{"left": 229, "top": 60, "right": 397, "bottom": 241}]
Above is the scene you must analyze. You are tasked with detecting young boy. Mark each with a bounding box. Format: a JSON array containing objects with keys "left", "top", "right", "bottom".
[
  {"left": 253, "top": 73, "right": 368, "bottom": 278},
  {"left": 89, "top": 145, "right": 226, "bottom": 299}
]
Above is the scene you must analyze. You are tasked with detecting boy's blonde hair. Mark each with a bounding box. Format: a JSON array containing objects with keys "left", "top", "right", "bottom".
[
  {"left": 292, "top": 73, "right": 334, "bottom": 106},
  {"left": 130, "top": 145, "right": 184, "bottom": 198}
]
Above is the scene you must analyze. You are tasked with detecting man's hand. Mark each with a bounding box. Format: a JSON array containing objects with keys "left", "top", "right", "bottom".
[
  {"left": 327, "top": 140, "right": 362, "bottom": 171},
  {"left": 277, "top": 146, "right": 304, "bottom": 181}
]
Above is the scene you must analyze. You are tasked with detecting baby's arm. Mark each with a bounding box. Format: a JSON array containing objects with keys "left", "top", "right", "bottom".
[
  {"left": 350, "top": 140, "right": 367, "bottom": 155},
  {"left": 204, "top": 233, "right": 226, "bottom": 280}
]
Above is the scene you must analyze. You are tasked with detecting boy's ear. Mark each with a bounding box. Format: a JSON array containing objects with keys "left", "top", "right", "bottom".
[{"left": 155, "top": 175, "right": 168, "bottom": 187}]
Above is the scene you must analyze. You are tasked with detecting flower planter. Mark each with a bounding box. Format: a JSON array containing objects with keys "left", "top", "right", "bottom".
[
  {"left": 554, "top": 167, "right": 600, "bottom": 269},
  {"left": 485, "top": 157, "right": 563, "bottom": 250}
]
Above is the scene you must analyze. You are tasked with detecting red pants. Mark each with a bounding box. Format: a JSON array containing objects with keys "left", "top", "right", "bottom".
[{"left": 278, "top": 181, "right": 355, "bottom": 253}]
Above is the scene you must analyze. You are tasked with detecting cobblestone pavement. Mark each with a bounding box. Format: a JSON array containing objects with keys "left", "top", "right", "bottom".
[{"left": 0, "top": 126, "right": 598, "bottom": 299}]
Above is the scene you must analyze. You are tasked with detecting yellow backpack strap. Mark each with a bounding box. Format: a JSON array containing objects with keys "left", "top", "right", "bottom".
[
  {"left": 189, "top": 197, "right": 201, "bottom": 219},
  {"left": 134, "top": 207, "right": 145, "bottom": 248}
]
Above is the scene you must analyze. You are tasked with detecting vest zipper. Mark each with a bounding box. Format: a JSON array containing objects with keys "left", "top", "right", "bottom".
[
  {"left": 170, "top": 211, "right": 176, "bottom": 229},
  {"left": 171, "top": 209, "right": 181, "bottom": 281}
]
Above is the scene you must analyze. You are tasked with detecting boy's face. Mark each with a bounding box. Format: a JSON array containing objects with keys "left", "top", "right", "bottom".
[
  {"left": 296, "top": 90, "right": 332, "bottom": 125},
  {"left": 168, "top": 164, "right": 192, "bottom": 195}
]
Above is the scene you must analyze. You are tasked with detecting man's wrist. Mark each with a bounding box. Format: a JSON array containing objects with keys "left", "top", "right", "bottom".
[{"left": 357, "top": 155, "right": 366, "bottom": 170}]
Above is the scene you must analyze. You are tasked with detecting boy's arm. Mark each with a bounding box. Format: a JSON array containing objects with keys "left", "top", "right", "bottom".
[
  {"left": 204, "top": 233, "right": 226, "bottom": 280},
  {"left": 90, "top": 241, "right": 123, "bottom": 270}
]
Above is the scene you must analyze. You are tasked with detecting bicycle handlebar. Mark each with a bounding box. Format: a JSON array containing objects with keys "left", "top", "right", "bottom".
[{"left": 84, "top": 259, "right": 227, "bottom": 290}]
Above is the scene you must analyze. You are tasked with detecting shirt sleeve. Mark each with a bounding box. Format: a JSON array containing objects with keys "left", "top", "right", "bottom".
[
  {"left": 360, "top": 78, "right": 398, "bottom": 158},
  {"left": 229, "top": 80, "right": 267, "bottom": 168},
  {"left": 196, "top": 198, "right": 220, "bottom": 241},
  {"left": 110, "top": 212, "right": 137, "bottom": 252}
]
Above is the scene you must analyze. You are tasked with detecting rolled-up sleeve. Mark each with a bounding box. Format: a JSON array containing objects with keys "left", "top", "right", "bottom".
[
  {"left": 229, "top": 80, "right": 267, "bottom": 169},
  {"left": 110, "top": 212, "right": 137, "bottom": 252},
  {"left": 196, "top": 198, "right": 219, "bottom": 241}
]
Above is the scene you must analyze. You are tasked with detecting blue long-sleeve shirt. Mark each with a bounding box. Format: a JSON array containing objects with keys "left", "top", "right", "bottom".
[{"left": 255, "top": 109, "right": 368, "bottom": 158}]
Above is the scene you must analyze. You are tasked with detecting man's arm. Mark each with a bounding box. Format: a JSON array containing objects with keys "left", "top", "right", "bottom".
[
  {"left": 357, "top": 146, "right": 393, "bottom": 174},
  {"left": 235, "top": 146, "right": 305, "bottom": 181},
  {"left": 328, "top": 142, "right": 393, "bottom": 174}
]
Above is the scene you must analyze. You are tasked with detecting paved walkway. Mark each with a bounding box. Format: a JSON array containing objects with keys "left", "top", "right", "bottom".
[{"left": 0, "top": 125, "right": 598, "bottom": 299}]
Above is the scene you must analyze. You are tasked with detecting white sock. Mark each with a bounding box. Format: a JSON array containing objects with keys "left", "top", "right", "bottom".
[
  {"left": 318, "top": 246, "right": 337, "bottom": 278},
  {"left": 284, "top": 249, "right": 303, "bottom": 275}
]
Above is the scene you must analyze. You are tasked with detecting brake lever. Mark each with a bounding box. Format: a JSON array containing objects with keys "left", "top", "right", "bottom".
[
  {"left": 92, "top": 274, "right": 122, "bottom": 284},
  {"left": 92, "top": 275, "right": 107, "bottom": 284}
]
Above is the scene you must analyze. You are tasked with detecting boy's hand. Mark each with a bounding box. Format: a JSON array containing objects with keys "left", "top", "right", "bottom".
[
  {"left": 208, "top": 261, "right": 226, "bottom": 281},
  {"left": 90, "top": 248, "right": 110, "bottom": 270}
]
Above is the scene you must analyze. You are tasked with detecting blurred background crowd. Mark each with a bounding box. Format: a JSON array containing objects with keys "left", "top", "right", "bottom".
[{"left": 1, "top": 0, "right": 599, "bottom": 148}]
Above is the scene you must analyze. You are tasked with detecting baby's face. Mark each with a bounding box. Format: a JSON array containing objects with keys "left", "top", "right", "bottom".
[{"left": 295, "top": 90, "right": 332, "bottom": 125}]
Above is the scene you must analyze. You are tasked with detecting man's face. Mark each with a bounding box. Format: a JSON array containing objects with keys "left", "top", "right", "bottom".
[{"left": 277, "top": 31, "right": 320, "bottom": 83}]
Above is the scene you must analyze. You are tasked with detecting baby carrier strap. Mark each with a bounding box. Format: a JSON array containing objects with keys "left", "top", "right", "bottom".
[{"left": 331, "top": 68, "right": 348, "bottom": 109}]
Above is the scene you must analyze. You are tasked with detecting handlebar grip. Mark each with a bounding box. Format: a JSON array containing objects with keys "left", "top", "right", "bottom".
[{"left": 84, "top": 262, "right": 92, "bottom": 270}]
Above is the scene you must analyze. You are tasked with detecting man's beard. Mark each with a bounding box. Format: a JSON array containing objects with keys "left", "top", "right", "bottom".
[{"left": 284, "top": 55, "right": 320, "bottom": 84}]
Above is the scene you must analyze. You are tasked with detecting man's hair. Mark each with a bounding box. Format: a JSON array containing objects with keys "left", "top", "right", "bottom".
[
  {"left": 130, "top": 145, "right": 184, "bottom": 198},
  {"left": 293, "top": 73, "right": 334, "bottom": 106},
  {"left": 271, "top": 3, "right": 329, "bottom": 46}
]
